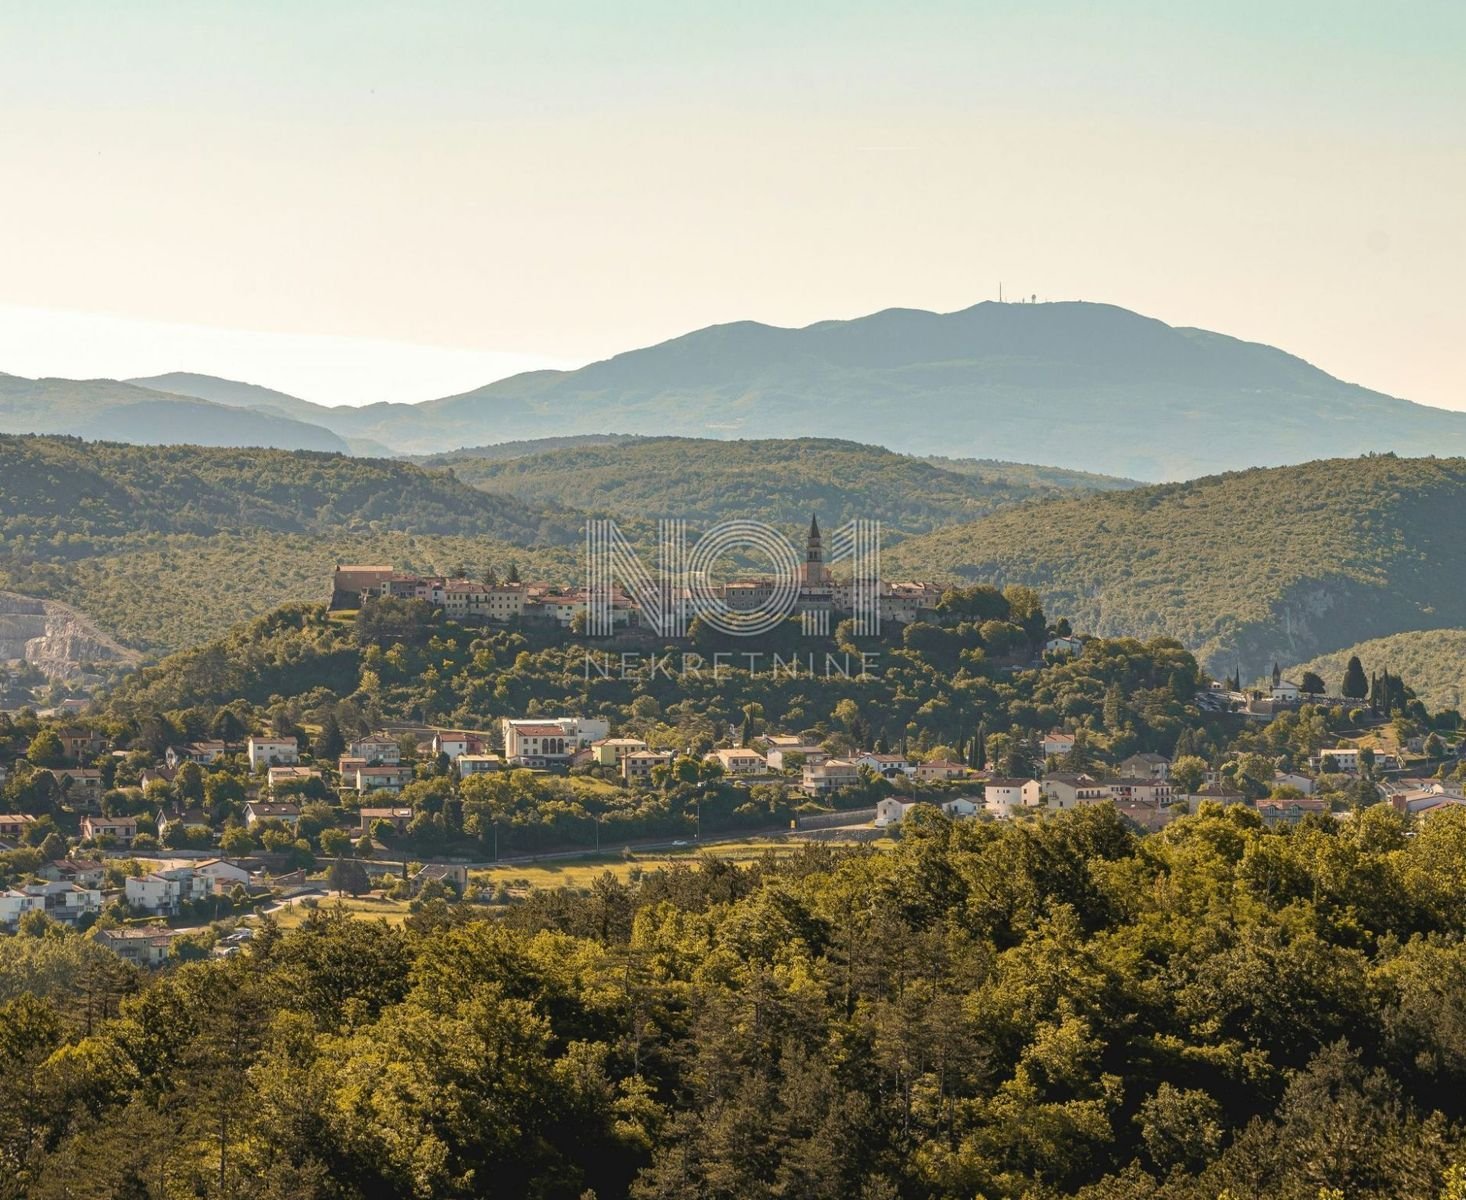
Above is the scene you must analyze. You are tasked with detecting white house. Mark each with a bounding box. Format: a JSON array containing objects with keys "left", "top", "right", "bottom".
[
  {"left": 1120, "top": 752, "right": 1171, "bottom": 780},
  {"left": 1041, "top": 731, "right": 1077, "bottom": 759},
  {"left": 457, "top": 754, "right": 503, "bottom": 778},
  {"left": 1107, "top": 778, "right": 1175, "bottom": 807},
  {"left": 1043, "top": 773, "right": 1111, "bottom": 810},
  {"left": 502, "top": 717, "right": 610, "bottom": 766},
  {"left": 706, "top": 748, "right": 768, "bottom": 776},
  {"left": 874, "top": 798, "right": 919, "bottom": 827},
  {"left": 850, "top": 752, "right": 913, "bottom": 777},
  {"left": 80, "top": 815, "right": 138, "bottom": 846},
  {"left": 1046, "top": 636, "right": 1084, "bottom": 657},
  {"left": 984, "top": 778, "right": 1043, "bottom": 818},
  {"left": 247, "top": 737, "right": 298, "bottom": 771},
  {"left": 244, "top": 800, "right": 301, "bottom": 828},
  {"left": 622, "top": 750, "right": 674, "bottom": 782},
  {"left": 125, "top": 866, "right": 216, "bottom": 915},
  {"left": 765, "top": 743, "right": 828, "bottom": 771},
  {"left": 801, "top": 758, "right": 861, "bottom": 795},
  {"left": 194, "top": 858, "right": 252, "bottom": 888},
  {"left": 349, "top": 735, "right": 401, "bottom": 765},
  {"left": 0, "top": 888, "right": 42, "bottom": 927},
  {"left": 19, "top": 879, "right": 104, "bottom": 924}
]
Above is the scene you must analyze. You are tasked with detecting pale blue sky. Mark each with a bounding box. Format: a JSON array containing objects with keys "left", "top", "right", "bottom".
[{"left": 0, "top": 1, "right": 1461, "bottom": 406}]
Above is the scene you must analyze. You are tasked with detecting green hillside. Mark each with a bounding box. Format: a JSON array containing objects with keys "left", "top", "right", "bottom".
[
  {"left": 0, "top": 373, "right": 351, "bottom": 452},
  {"left": 431, "top": 436, "right": 1136, "bottom": 536},
  {"left": 0, "top": 436, "right": 577, "bottom": 654},
  {"left": 1290, "top": 629, "right": 1466, "bottom": 713},
  {"left": 886, "top": 453, "right": 1466, "bottom": 676}
]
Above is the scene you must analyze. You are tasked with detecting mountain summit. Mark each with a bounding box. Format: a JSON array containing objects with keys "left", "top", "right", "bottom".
[{"left": 8, "top": 301, "right": 1466, "bottom": 477}]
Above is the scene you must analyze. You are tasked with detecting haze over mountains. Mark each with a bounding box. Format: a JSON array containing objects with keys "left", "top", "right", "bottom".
[{"left": 3, "top": 301, "right": 1464, "bottom": 479}]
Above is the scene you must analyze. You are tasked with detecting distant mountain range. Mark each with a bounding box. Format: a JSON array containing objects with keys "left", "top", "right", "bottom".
[{"left": 3, "top": 302, "right": 1465, "bottom": 478}]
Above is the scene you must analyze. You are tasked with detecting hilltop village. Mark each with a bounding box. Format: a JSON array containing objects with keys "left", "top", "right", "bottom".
[{"left": 0, "top": 539, "right": 1461, "bottom": 964}]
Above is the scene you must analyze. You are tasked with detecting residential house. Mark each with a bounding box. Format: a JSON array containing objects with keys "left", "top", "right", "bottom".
[
  {"left": 850, "top": 752, "right": 913, "bottom": 778},
  {"left": 94, "top": 926, "right": 180, "bottom": 968},
  {"left": 247, "top": 737, "right": 298, "bottom": 770},
  {"left": 1045, "top": 635, "right": 1084, "bottom": 657},
  {"left": 432, "top": 730, "right": 491, "bottom": 761},
  {"left": 1257, "top": 797, "right": 1330, "bottom": 827},
  {"left": 244, "top": 801, "right": 301, "bottom": 829},
  {"left": 874, "top": 797, "right": 919, "bottom": 827},
  {"left": 589, "top": 738, "right": 649, "bottom": 767},
  {"left": 801, "top": 758, "right": 861, "bottom": 795},
  {"left": 0, "top": 813, "right": 38, "bottom": 841},
  {"left": 764, "top": 742, "right": 828, "bottom": 771},
  {"left": 44, "top": 769, "right": 104, "bottom": 805},
  {"left": 1107, "top": 777, "right": 1176, "bottom": 807},
  {"left": 0, "top": 888, "right": 41, "bottom": 927},
  {"left": 349, "top": 735, "right": 401, "bottom": 765},
  {"left": 706, "top": 748, "right": 767, "bottom": 776},
  {"left": 38, "top": 858, "right": 105, "bottom": 888},
  {"left": 413, "top": 862, "right": 469, "bottom": 894},
  {"left": 125, "top": 866, "right": 216, "bottom": 915},
  {"left": 941, "top": 797, "right": 980, "bottom": 818},
  {"left": 1114, "top": 802, "right": 1177, "bottom": 833},
  {"left": 359, "top": 806, "right": 414, "bottom": 834},
  {"left": 1186, "top": 784, "right": 1248, "bottom": 811},
  {"left": 622, "top": 750, "right": 674, "bottom": 783},
  {"left": 1043, "top": 773, "right": 1111, "bottom": 810},
  {"left": 914, "top": 760, "right": 969, "bottom": 782},
  {"left": 984, "top": 778, "right": 1043, "bottom": 818},
  {"left": 1120, "top": 752, "right": 1171, "bottom": 780},
  {"left": 268, "top": 765, "right": 322, "bottom": 792},
  {"left": 501, "top": 716, "right": 610, "bottom": 766},
  {"left": 57, "top": 728, "right": 104, "bottom": 762},
  {"left": 1041, "top": 731, "right": 1077, "bottom": 759},
  {"left": 1273, "top": 770, "right": 1316, "bottom": 796},
  {"left": 80, "top": 814, "right": 137, "bottom": 846},
  {"left": 19, "top": 879, "right": 103, "bottom": 923},
  {"left": 352, "top": 765, "right": 414, "bottom": 794},
  {"left": 165, "top": 741, "right": 229, "bottom": 770},
  {"left": 194, "top": 859, "right": 252, "bottom": 888},
  {"left": 457, "top": 754, "right": 503, "bottom": 779}
]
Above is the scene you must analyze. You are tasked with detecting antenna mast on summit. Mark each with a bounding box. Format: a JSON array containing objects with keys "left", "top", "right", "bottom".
[{"left": 999, "top": 282, "right": 1003, "bottom": 303}]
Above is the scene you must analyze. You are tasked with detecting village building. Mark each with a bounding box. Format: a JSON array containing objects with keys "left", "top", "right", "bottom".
[
  {"left": 244, "top": 800, "right": 301, "bottom": 828},
  {"left": 80, "top": 814, "right": 138, "bottom": 846},
  {"left": 247, "top": 736, "right": 298, "bottom": 771},
  {"left": 622, "top": 750, "right": 674, "bottom": 782},
  {"left": 359, "top": 807, "right": 414, "bottom": 834},
  {"left": 984, "top": 778, "right": 1044, "bottom": 818},
  {"left": 457, "top": 754, "right": 503, "bottom": 778},
  {"left": 706, "top": 748, "right": 767, "bottom": 776},
  {"left": 1043, "top": 773, "right": 1111, "bottom": 810},
  {"left": 801, "top": 758, "right": 861, "bottom": 795}
]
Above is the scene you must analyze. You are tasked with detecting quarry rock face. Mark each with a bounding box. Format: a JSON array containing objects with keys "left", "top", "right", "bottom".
[{"left": 0, "top": 592, "right": 139, "bottom": 679}]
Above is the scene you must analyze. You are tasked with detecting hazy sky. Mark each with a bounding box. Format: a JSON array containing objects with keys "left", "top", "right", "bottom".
[{"left": 1, "top": 1, "right": 1462, "bottom": 408}]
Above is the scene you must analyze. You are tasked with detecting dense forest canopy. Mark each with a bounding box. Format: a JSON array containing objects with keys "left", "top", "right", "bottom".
[
  {"left": 429, "top": 437, "right": 1134, "bottom": 537},
  {"left": 9, "top": 804, "right": 1466, "bottom": 1198},
  {"left": 886, "top": 454, "right": 1466, "bottom": 677}
]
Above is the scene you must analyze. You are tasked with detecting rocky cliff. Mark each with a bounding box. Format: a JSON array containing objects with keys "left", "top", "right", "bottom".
[{"left": 0, "top": 591, "right": 140, "bottom": 679}]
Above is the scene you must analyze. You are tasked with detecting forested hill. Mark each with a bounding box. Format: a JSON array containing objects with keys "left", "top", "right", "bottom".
[
  {"left": 426, "top": 436, "right": 1136, "bottom": 536},
  {"left": 0, "top": 437, "right": 579, "bottom": 655},
  {"left": 887, "top": 454, "right": 1466, "bottom": 677},
  {"left": 0, "top": 435, "right": 575, "bottom": 544},
  {"left": 1289, "top": 629, "right": 1466, "bottom": 714}
]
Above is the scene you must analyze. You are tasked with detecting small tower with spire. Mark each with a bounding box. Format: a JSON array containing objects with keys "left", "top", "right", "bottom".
[{"left": 800, "top": 513, "right": 831, "bottom": 588}]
